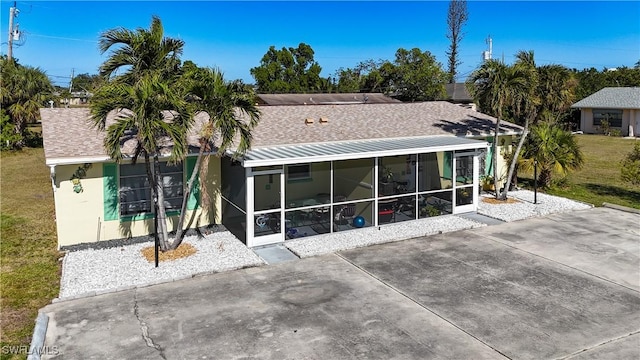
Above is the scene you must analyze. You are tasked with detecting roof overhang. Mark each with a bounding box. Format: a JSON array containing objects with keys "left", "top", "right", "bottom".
[
  {"left": 45, "top": 156, "right": 112, "bottom": 166},
  {"left": 241, "top": 135, "right": 489, "bottom": 167}
]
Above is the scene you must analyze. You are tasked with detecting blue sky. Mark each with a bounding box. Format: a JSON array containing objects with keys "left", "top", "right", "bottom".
[{"left": 2, "top": 1, "right": 639, "bottom": 87}]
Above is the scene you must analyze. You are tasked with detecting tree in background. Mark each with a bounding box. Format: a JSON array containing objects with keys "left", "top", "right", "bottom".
[
  {"left": 573, "top": 66, "right": 640, "bottom": 101},
  {"left": 391, "top": 48, "right": 448, "bottom": 101},
  {"left": 620, "top": 142, "right": 640, "bottom": 186},
  {"left": 250, "top": 43, "right": 330, "bottom": 93},
  {"left": 0, "top": 56, "right": 53, "bottom": 149},
  {"left": 445, "top": 0, "right": 468, "bottom": 83},
  {"left": 335, "top": 59, "right": 393, "bottom": 93},
  {"left": 90, "top": 16, "right": 192, "bottom": 251},
  {"left": 71, "top": 73, "right": 104, "bottom": 93},
  {"left": 537, "top": 64, "right": 577, "bottom": 125}
]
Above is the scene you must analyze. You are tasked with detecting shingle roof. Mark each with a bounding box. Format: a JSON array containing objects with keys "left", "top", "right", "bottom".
[
  {"left": 571, "top": 87, "right": 640, "bottom": 109},
  {"left": 257, "top": 93, "right": 401, "bottom": 105},
  {"left": 251, "top": 101, "right": 520, "bottom": 148},
  {"left": 445, "top": 83, "right": 473, "bottom": 102},
  {"left": 40, "top": 101, "right": 521, "bottom": 164}
]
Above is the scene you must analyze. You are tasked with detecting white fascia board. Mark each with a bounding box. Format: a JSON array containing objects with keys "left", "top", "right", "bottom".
[
  {"left": 45, "top": 153, "right": 204, "bottom": 166},
  {"left": 45, "top": 156, "right": 111, "bottom": 166},
  {"left": 242, "top": 142, "right": 489, "bottom": 168}
]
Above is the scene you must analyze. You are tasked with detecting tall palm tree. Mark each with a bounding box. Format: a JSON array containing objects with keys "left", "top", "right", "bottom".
[
  {"left": 521, "top": 122, "right": 584, "bottom": 188},
  {"left": 171, "top": 66, "right": 260, "bottom": 249},
  {"left": 90, "top": 17, "right": 191, "bottom": 251},
  {"left": 467, "top": 59, "right": 528, "bottom": 199},
  {"left": 98, "top": 16, "right": 183, "bottom": 84},
  {"left": 500, "top": 50, "right": 540, "bottom": 199}
]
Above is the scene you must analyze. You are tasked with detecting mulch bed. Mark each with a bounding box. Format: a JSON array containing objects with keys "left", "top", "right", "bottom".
[
  {"left": 140, "top": 242, "right": 197, "bottom": 263},
  {"left": 482, "top": 197, "right": 520, "bottom": 204}
]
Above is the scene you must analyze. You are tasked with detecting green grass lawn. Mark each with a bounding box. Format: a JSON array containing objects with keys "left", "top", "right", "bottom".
[
  {"left": 1, "top": 148, "right": 61, "bottom": 360},
  {"left": 518, "top": 134, "right": 640, "bottom": 209}
]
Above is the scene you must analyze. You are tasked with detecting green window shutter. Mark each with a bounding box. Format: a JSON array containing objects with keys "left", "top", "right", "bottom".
[
  {"left": 443, "top": 151, "right": 453, "bottom": 180},
  {"left": 103, "top": 163, "right": 119, "bottom": 221},
  {"left": 485, "top": 137, "right": 495, "bottom": 176},
  {"left": 185, "top": 156, "right": 201, "bottom": 210}
]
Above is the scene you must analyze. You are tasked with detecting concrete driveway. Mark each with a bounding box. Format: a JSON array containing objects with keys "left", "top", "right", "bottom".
[{"left": 41, "top": 208, "right": 640, "bottom": 359}]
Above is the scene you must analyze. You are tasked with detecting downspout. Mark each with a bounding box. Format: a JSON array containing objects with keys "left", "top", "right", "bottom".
[{"left": 48, "top": 165, "right": 56, "bottom": 192}]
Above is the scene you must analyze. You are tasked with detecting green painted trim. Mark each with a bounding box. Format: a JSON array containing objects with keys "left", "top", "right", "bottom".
[
  {"left": 186, "top": 156, "right": 200, "bottom": 210},
  {"left": 443, "top": 151, "right": 453, "bottom": 180},
  {"left": 103, "top": 163, "right": 119, "bottom": 221},
  {"left": 121, "top": 210, "right": 180, "bottom": 222}
]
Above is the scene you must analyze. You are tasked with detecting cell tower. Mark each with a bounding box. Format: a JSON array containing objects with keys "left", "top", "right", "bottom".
[{"left": 482, "top": 35, "right": 493, "bottom": 62}]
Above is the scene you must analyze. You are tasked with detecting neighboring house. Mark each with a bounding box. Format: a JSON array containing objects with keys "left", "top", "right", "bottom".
[
  {"left": 40, "top": 100, "right": 521, "bottom": 249},
  {"left": 571, "top": 87, "right": 640, "bottom": 137},
  {"left": 445, "top": 83, "right": 476, "bottom": 111}
]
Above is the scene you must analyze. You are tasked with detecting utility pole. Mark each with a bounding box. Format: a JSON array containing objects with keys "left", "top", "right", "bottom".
[
  {"left": 7, "top": 1, "right": 17, "bottom": 60},
  {"left": 482, "top": 35, "right": 493, "bottom": 62},
  {"left": 69, "top": 68, "right": 75, "bottom": 92}
]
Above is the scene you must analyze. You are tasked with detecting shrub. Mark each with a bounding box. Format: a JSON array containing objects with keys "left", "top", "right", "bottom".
[
  {"left": 620, "top": 142, "right": 640, "bottom": 185},
  {"left": 599, "top": 119, "right": 611, "bottom": 135},
  {"left": 0, "top": 110, "right": 23, "bottom": 150}
]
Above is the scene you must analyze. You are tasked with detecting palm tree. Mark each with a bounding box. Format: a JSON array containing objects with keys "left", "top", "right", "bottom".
[
  {"left": 467, "top": 59, "right": 528, "bottom": 199},
  {"left": 171, "top": 66, "right": 260, "bottom": 249},
  {"left": 90, "top": 17, "right": 191, "bottom": 251},
  {"left": 98, "top": 16, "right": 183, "bottom": 84},
  {"left": 536, "top": 64, "right": 577, "bottom": 126},
  {"left": 521, "top": 122, "right": 584, "bottom": 188},
  {"left": 500, "top": 50, "right": 540, "bottom": 199}
]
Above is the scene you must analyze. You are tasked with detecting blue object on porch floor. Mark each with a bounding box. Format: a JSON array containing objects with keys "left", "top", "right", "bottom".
[
  {"left": 458, "top": 212, "right": 505, "bottom": 226},
  {"left": 253, "top": 244, "right": 300, "bottom": 264}
]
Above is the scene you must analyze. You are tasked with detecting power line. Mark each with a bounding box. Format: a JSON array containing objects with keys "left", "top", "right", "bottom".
[{"left": 27, "top": 33, "right": 98, "bottom": 43}]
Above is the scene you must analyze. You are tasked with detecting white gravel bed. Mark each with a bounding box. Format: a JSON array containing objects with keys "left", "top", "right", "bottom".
[
  {"left": 59, "top": 232, "right": 264, "bottom": 300},
  {"left": 478, "top": 189, "right": 592, "bottom": 222},
  {"left": 59, "top": 190, "right": 591, "bottom": 299},
  {"left": 285, "top": 215, "right": 486, "bottom": 258}
]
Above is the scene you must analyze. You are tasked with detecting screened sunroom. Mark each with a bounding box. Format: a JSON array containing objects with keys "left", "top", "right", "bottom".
[{"left": 221, "top": 136, "right": 488, "bottom": 247}]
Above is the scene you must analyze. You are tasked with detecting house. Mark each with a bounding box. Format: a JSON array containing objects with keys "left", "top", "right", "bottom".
[
  {"left": 445, "top": 83, "right": 476, "bottom": 111},
  {"left": 40, "top": 100, "right": 522, "bottom": 249},
  {"left": 571, "top": 87, "right": 640, "bottom": 137}
]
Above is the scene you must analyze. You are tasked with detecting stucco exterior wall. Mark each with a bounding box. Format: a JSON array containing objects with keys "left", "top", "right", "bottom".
[
  {"left": 579, "top": 108, "right": 638, "bottom": 136},
  {"left": 53, "top": 164, "right": 106, "bottom": 248},
  {"left": 580, "top": 109, "right": 595, "bottom": 134},
  {"left": 53, "top": 156, "right": 221, "bottom": 248}
]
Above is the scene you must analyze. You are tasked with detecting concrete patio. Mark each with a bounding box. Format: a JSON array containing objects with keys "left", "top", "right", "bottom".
[{"left": 40, "top": 207, "right": 639, "bottom": 359}]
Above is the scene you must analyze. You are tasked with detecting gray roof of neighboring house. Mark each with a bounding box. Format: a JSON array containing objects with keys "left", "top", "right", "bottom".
[
  {"left": 445, "top": 83, "right": 473, "bottom": 103},
  {"left": 40, "top": 101, "right": 521, "bottom": 164},
  {"left": 571, "top": 87, "right": 640, "bottom": 109},
  {"left": 257, "top": 93, "right": 401, "bottom": 105}
]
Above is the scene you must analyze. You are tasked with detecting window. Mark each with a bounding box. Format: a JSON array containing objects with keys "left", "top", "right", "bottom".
[
  {"left": 119, "top": 162, "right": 183, "bottom": 216},
  {"left": 286, "top": 164, "right": 311, "bottom": 181},
  {"left": 593, "top": 109, "right": 623, "bottom": 128}
]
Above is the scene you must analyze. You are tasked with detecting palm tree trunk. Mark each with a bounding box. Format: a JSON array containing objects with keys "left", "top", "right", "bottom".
[
  {"left": 144, "top": 153, "right": 167, "bottom": 251},
  {"left": 492, "top": 113, "right": 501, "bottom": 199},
  {"left": 153, "top": 153, "right": 170, "bottom": 250},
  {"left": 500, "top": 116, "right": 530, "bottom": 200},
  {"left": 539, "top": 168, "right": 553, "bottom": 188},
  {"left": 170, "top": 144, "right": 206, "bottom": 250}
]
